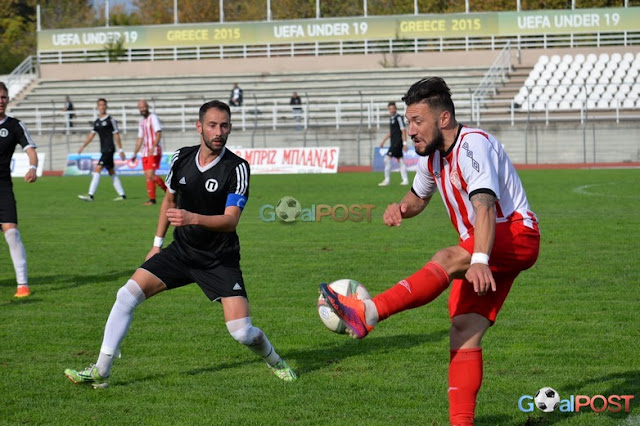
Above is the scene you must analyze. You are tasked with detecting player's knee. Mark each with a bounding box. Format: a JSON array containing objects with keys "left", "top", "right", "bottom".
[
  {"left": 431, "top": 247, "right": 468, "bottom": 276},
  {"left": 116, "top": 280, "right": 146, "bottom": 311},
  {"left": 227, "top": 318, "right": 264, "bottom": 347}
]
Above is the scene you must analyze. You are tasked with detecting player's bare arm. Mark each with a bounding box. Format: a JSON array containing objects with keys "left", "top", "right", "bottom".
[
  {"left": 146, "top": 191, "right": 175, "bottom": 260},
  {"left": 131, "top": 137, "right": 143, "bottom": 161},
  {"left": 151, "top": 131, "right": 162, "bottom": 151},
  {"left": 78, "top": 133, "right": 95, "bottom": 153},
  {"left": 383, "top": 190, "right": 431, "bottom": 227},
  {"left": 24, "top": 147, "right": 38, "bottom": 183},
  {"left": 380, "top": 131, "right": 390, "bottom": 147},
  {"left": 114, "top": 133, "right": 126, "bottom": 160},
  {"left": 465, "top": 192, "right": 497, "bottom": 296},
  {"left": 166, "top": 205, "right": 242, "bottom": 233}
]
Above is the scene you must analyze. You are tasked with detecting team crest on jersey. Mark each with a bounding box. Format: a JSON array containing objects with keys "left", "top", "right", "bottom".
[
  {"left": 205, "top": 178, "right": 219, "bottom": 192},
  {"left": 450, "top": 168, "right": 462, "bottom": 190},
  {"left": 0, "top": 128, "right": 8, "bottom": 137}
]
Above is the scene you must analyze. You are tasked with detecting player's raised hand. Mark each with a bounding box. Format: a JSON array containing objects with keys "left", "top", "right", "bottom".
[
  {"left": 166, "top": 208, "right": 195, "bottom": 227},
  {"left": 383, "top": 202, "right": 408, "bottom": 227},
  {"left": 465, "top": 263, "right": 496, "bottom": 296}
]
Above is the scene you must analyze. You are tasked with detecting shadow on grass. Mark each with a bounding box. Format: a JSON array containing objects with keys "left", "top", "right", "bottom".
[
  {"left": 0, "top": 270, "right": 132, "bottom": 306},
  {"left": 179, "top": 329, "right": 449, "bottom": 380}
]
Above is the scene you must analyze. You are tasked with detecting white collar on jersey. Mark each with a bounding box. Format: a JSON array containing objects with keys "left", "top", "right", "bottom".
[{"left": 195, "top": 146, "right": 226, "bottom": 172}]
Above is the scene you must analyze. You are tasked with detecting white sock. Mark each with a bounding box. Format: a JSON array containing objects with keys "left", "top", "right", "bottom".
[
  {"left": 4, "top": 228, "right": 27, "bottom": 285},
  {"left": 110, "top": 174, "right": 125, "bottom": 196},
  {"left": 97, "top": 280, "right": 146, "bottom": 377},
  {"left": 399, "top": 158, "right": 408, "bottom": 182},
  {"left": 89, "top": 172, "right": 101, "bottom": 196},
  {"left": 227, "top": 317, "right": 281, "bottom": 366},
  {"left": 383, "top": 155, "right": 391, "bottom": 181},
  {"left": 364, "top": 299, "right": 379, "bottom": 326}
]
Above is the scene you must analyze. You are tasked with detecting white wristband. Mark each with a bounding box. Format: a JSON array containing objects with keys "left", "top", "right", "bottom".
[
  {"left": 118, "top": 148, "right": 124, "bottom": 153},
  {"left": 470, "top": 253, "right": 490, "bottom": 265},
  {"left": 153, "top": 236, "right": 164, "bottom": 248},
  {"left": 29, "top": 165, "right": 37, "bottom": 170}
]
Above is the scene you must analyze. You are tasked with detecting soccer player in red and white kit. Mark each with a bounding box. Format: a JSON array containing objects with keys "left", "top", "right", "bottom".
[
  {"left": 131, "top": 99, "right": 167, "bottom": 205},
  {"left": 320, "top": 77, "right": 540, "bottom": 425}
]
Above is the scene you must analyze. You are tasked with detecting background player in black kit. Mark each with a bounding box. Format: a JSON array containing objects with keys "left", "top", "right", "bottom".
[
  {"left": 77, "top": 98, "right": 127, "bottom": 201},
  {"left": 65, "top": 100, "right": 296, "bottom": 388},
  {"left": 0, "top": 82, "right": 39, "bottom": 298},
  {"left": 378, "top": 101, "right": 409, "bottom": 186}
]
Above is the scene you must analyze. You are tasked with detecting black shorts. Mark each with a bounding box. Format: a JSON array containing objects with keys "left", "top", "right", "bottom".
[
  {"left": 386, "top": 149, "right": 403, "bottom": 159},
  {"left": 139, "top": 243, "right": 248, "bottom": 302},
  {"left": 98, "top": 152, "right": 115, "bottom": 170},
  {"left": 0, "top": 185, "right": 18, "bottom": 224}
]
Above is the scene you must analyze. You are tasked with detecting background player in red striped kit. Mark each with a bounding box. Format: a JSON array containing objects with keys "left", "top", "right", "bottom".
[
  {"left": 131, "top": 99, "right": 167, "bottom": 205},
  {"left": 321, "top": 77, "right": 540, "bottom": 425}
]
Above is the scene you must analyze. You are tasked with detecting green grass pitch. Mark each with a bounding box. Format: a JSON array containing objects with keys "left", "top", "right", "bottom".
[{"left": 1, "top": 169, "right": 638, "bottom": 425}]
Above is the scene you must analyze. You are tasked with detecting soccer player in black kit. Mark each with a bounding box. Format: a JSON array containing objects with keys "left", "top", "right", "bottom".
[
  {"left": 77, "top": 98, "right": 127, "bottom": 201},
  {"left": 0, "top": 82, "right": 39, "bottom": 298},
  {"left": 378, "top": 101, "right": 409, "bottom": 186},
  {"left": 65, "top": 100, "right": 296, "bottom": 388}
]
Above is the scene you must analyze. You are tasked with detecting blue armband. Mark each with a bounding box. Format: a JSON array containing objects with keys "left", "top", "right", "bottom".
[{"left": 226, "top": 193, "right": 248, "bottom": 210}]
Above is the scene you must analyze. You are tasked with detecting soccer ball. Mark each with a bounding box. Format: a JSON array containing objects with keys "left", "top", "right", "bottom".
[
  {"left": 275, "top": 196, "right": 301, "bottom": 223},
  {"left": 534, "top": 387, "right": 560, "bottom": 412},
  {"left": 317, "top": 279, "right": 371, "bottom": 334}
]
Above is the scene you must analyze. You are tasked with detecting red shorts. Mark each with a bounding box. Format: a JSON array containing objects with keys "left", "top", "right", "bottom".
[
  {"left": 448, "top": 220, "right": 540, "bottom": 323},
  {"left": 142, "top": 154, "right": 162, "bottom": 171}
]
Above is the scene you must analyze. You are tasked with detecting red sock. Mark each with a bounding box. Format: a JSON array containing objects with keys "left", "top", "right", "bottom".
[
  {"left": 372, "top": 261, "right": 450, "bottom": 321},
  {"left": 146, "top": 180, "right": 156, "bottom": 201},
  {"left": 449, "top": 348, "right": 483, "bottom": 426},
  {"left": 154, "top": 175, "right": 167, "bottom": 192}
]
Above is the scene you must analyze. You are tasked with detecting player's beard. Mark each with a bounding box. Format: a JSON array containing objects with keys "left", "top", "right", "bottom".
[
  {"left": 203, "top": 133, "right": 227, "bottom": 154},
  {"left": 414, "top": 125, "right": 444, "bottom": 157}
]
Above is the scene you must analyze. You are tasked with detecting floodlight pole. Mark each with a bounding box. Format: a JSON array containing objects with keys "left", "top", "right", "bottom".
[
  {"left": 220, "top": 0, "right": 224, "bottom": 22},
  {"left": 267, "top": 0, "right": 271, "bottom": 21},
  {"left": 517, "top": 0, "right": 521, "bottom": 12},
  {"left": 36, "top": 4, "right": 41, "bottom": 31},
  {"left": 414, "top": 0, "right": 418, "bottom": 15},
  {"left": 465, "top": 0, "right": 469, "bottom": 13},
  {"left": 363, "top": 0, "right": 367, "bottom": 17},
  {"left": 105, "top": 0, "right": 110, "bottom": 27},
  {"left": 316, "top": 0, "right": 320, "bottom": 18}
]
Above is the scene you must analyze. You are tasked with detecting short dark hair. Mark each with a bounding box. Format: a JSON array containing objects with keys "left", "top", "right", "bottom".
[
  {"left": 0, "top": 82, "right": 7, "bottom": 93},
  {"left": 199, "top": 100, "right": 231, "bottom": 122},
  {"left": 97, "top": 98, "right": 107, "bottom": 105},
  {"left": 387, "top": 101, "right": 396, "bottom": 107},
  {"left": 402, "top": 77, "right": 455, "bottom": 118}
]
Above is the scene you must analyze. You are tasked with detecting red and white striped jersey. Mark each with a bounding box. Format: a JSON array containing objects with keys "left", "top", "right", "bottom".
[
  {"left": 412, "top": 125, "right": 537, "bottom": 241},
  {"left": 137, "top": 113, "right": 162, "bottom": 157}
]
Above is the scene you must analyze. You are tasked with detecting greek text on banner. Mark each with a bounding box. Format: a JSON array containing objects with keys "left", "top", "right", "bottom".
[{"left": 233, "top": 147, "right": 339, "bottom": 174}]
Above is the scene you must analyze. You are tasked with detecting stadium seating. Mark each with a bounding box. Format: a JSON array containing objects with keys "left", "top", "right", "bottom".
[{"left": 514, "top": 52, "right": 640, "bottom": 111}]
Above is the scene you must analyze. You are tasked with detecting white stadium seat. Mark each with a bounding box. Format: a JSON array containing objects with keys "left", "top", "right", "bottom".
[
  {"left": 551, "top": 55, "right": 562, "bottom": 65},
  {"left": 622, "top": 98, "right": 635, "bottom": 108},
  {"left": 623, "top": 52, "right": 634, "bottom": 62},
  {"left": 559, "top": 100, "right": 571, "bottom": 109},
  {"left": 562, "top": 54, "right": 573, "bottom": 63},
  {"left": 611, "top": 53, "right": 622, "bottom": 63},
  {"left": 599, "top": 53, "right": 610, "bottom": 63},
  {"left": 572, "top": 99, "right": 584, "bottom": 109},
  {"left": 574, "top": 53, "right": 586, "bottom": 64},
  {"left": 539, "top": 55, "right": 550, "bottom": 65},
  {"left": 597, "top": 99, "right": 609, "bottom": 109},
  {"left": 586, "top": 53, "right": 598, "bottom": 63}
]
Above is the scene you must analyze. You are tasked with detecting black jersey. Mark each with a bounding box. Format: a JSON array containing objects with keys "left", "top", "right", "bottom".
[
  {"left": 389, "top": 113, "right": 405, "bottom": 151},
  {"left": 166, "top": 145, "right": 250, "bottom": 268},
  {"left": 92, "top": 115, "right": 119, "bottom": 153},
  {"left": 0, "top": 116, "right": 37, "bottom": 183}
]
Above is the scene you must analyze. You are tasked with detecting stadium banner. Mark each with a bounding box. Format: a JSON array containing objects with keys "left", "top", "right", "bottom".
[
  {"left": 37, "top": 7, "right": 640, "bottom": 52},
  {"left": 10, "top": 153, "right": 46, "bottom": 177},
  {"left": 64, "top": 153, "right": 172, "bottom": 176},
  {"left": 233, "top": 147, "right": 339, "bottom": 174},
  {"left": 372, "top": 147, "right": 419, "bottom": 172}
]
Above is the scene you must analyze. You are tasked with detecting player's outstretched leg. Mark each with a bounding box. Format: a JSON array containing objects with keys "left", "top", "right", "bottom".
[
  {"left": 226, "top": 317, "right": 297, "bottom": 381},
  {"left": 64, "top": 279, "right": 146, "bottom": 388},
  {"left": 4, "top": 228, "right": 30, "bottom": 298},
  {"left": 319, "top": 283, "right": 373, "bottom": 339}
]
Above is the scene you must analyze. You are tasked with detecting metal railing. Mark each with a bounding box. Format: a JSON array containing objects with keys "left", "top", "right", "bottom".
[
  {"left": 5, "top": 56, "right": 38, "bottom": 98},
  {"left": 471, "top": 42, "right": 513, "bottom": 124},
  {"left": 36, "top": 32, "right": 640, "bottom": 65}
]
